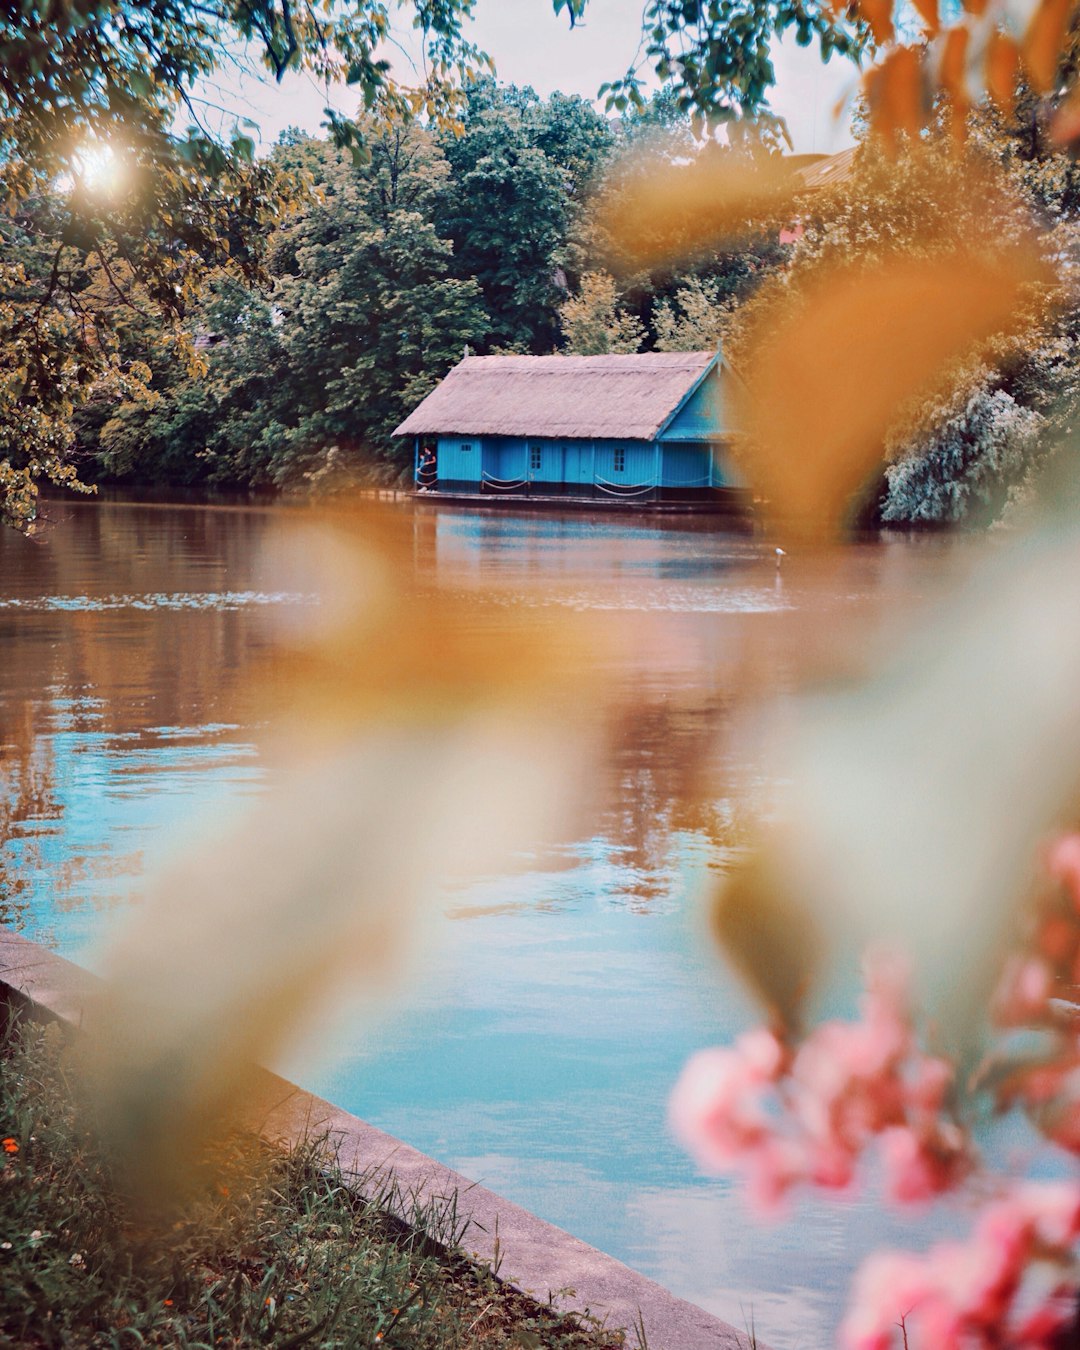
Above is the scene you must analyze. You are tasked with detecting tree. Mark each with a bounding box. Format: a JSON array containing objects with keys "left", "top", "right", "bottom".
[
  {"left": 590, "top": 0, "right": 866, "bottom": 142},
  {"left": 0, "top": 1, "right": 491, "bottom": 528},
  {"left": 880, "top": 385, "right": 1047, "bottom": 525},
  {"left": 263, "top": 123, "right": 488, "bottom": 478},
  {"left": 653, "top": 276, "right": 732, "bottom": 352},
  {"left": 559, "top": 271, "right": 645, "bottom": 354},
  {"left": 277, "top": 206, "right": 489, "bottom": 477},
  {"left": 645, "top": 125, "right": 1076, "bottom": 527},
  {"left": 435, "top": 83, "right": 576, "bottom": 353},
  {"left": 91, "top": 125, "right": 489, "bottom": 488}
]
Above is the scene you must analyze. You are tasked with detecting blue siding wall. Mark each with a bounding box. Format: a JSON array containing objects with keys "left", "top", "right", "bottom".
[
  {"left": 476, "top": 438, "right": 661, "bottom": 486},
  {"left": 660, "top": 441, "right": 745, "bottom": 488},
  {"left": 437, "top": 436, "right": 483, "bottom": 482},
  {"left": 660, "top": 444, "right": 712, "bottom": 488},
  {"left": 661, "top": 367, "right": 728, "bottom": 442},
  {"left": 592, "top": 440, "right": 657, "bottom": 486},
  {"left": 492, "top": 440, "right": 528, "bottom": 484},
  {"left": 431, "top": 433, "right": 744, "bottom": 491},
  {"left": 562, "top": 444, "right": 590, "bottom": 483}
]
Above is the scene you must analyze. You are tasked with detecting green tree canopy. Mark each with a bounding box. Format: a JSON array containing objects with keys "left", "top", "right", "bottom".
[{"left": 0, "top": 0, "right": 867, "bottom": 528}]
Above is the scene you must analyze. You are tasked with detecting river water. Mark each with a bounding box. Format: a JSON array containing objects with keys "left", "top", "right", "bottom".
[{"left": 0, "top": 497, "right": 981, "bottom": 1346}]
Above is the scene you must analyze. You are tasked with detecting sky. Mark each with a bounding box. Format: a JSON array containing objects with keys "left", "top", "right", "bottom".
[{"left": 201, "top": 0, "right": 859, "bottom": 157}]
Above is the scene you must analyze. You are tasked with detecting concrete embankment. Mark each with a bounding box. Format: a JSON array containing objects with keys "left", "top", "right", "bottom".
[{"left": 0, "top": 925, "right": 765, "bottom": 1350}]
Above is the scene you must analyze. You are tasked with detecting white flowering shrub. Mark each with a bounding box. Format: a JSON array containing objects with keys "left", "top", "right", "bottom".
[{"left": 882, "top": 386, "right": 1046, "bottom": 524}]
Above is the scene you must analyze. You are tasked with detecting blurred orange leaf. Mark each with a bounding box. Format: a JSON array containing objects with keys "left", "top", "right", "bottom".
[
  {"left": 733, "top": 246, "right": 1048, "bottom": 538},
  {"left": 83, "top": 503, "right": 609, "bottom": 1207},
  {"left": 865, "top": 46, "right": 925, "bottom": 149},
  {"left": 858, "top": 0, "right": 896, "bottom": 42},
  {"left": 595, "top": 152, "right": 794, "bottom": 269},
  {"left": 909, "top": 0, "right": 941, "bottom": 36},
  {"left": 939, "top": 26, "right": 971, "bottom": 101},
  {"left": 1022, "top": 0, "right": 1072, "bottom": 92},
  {"left": 939, "top": 27, "right": 972, "bottom": 140},
  {"left": 261, "top": 505, "right": 595, "bottom": 736},
  {"left": 986, "top": 30, "right": 1022, "bottom": 114},
  {"left": 1050, "top": 83, "right": 1080, "bottom": 142}
]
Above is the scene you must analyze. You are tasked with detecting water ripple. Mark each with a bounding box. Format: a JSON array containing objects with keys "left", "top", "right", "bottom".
[{"left": 0, "top": 590, "right": 315, "bottom": 612}]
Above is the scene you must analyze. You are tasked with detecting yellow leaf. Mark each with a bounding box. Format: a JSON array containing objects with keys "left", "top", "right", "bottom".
[
  {"left": 82, "top": 504, "right": 608, "bottom": 1207},
  {"left": 726, "top": 463, "right": 1080, "bottom": 1046},
  {"left": 710, "top": 854, "right": 822, "bottom": 1035},
  {"left": 732, "top": 246, "right": 1048, "bottom": 538}
]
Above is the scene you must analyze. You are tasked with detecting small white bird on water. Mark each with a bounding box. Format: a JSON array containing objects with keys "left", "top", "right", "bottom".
[{"left": 775, "top": 546, "right": 787, "bottom": 569}]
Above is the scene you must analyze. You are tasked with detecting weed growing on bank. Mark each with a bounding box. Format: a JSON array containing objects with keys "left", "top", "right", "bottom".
[{"left": 0, "top": 1016, "right": 623, "bottom": 1349}]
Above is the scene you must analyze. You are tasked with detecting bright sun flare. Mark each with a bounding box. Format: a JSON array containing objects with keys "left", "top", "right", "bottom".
[{"left": 73, "top": 142, "right": 125, "bottom": 194}]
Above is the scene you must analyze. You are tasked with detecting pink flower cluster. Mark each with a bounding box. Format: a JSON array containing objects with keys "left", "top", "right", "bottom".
[
  {"left": 993, "top": 835, "right": 1080, "bottom": 1031},
  {"left": 668, "top": 949, "right": 971, "bottom": 1213},
  {"left": 671, "top": 836, "right": 1080, "bottom": 1346},
  {"left": 988, "top": 835, "right": 1080, "bottom": 1154},
  {"left": 841, "top": 1182, "right": 1080, "bottom": 1349}
]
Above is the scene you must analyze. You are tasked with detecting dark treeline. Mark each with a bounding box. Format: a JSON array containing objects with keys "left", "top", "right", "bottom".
[
  {"left": 44, "top": 83, "right": 784, "bottom": 496},
  {"left": 12, "top": 79, "right": 1080, "bottom": 524}
]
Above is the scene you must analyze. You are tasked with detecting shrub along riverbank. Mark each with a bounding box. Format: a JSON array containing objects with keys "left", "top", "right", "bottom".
[{"left": 0, "top": 1017, "right": 624, "bottom": 1349}]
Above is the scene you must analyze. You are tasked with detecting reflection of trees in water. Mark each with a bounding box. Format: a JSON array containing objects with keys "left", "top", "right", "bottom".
[
  {"left": 0, "top": 731, "right": 61, "bottom": 931},
  {"left": 597, "top": 691, "right": 754, "bottom": 913},
  {"left": 0, "top": 501, "right": 277, "bottom": 930}
]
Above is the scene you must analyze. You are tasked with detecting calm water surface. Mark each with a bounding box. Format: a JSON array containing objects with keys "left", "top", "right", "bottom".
[{"left": 0, "top": 498, "right": 981, "bottom": 1347}]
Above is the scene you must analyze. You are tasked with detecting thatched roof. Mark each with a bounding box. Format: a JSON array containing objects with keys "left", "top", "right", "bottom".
[{"left": 394, "top": 351, "right": 720, "bottom": 441}]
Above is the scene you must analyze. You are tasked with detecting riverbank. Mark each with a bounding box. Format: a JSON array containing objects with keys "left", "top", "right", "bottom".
[
  {"left": 0, "top": 927, "right": 762, "bottom": 1350},
  {"left": 0, "top": 1014, "right": 623, "bottom": 1350}
]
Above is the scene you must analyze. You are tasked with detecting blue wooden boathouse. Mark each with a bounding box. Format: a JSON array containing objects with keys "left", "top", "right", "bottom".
[{"left": 394, "top": 350, "right": 745, "bottom": 509}]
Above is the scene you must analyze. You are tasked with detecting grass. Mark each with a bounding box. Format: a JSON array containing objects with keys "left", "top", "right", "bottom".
[{"left": 0, "top": 1015, "right": 626, "bottom": 1349}]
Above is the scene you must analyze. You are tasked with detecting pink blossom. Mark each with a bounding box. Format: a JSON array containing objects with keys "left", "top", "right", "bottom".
[
  {"left": 1012, "top": 1180, "right": 1080, "bottom": 1245},
  {"left": 904, "top": 1056, "right": 952, "bottom": 1116},
  {"left": 1040, "top": 1090, "right": 1080, "bottom": 1153},
  {"left": 880, "top": 1125, "right": 967, "bottom": 1204},
  {"left": 842, "top": 1250, "right": 944, "bottom": 1350},
  {"left": 1012, "top": 1288, "right": 1080, "bottom": 1344},
  {"left": 994, "top": 955, "right": 1053, "bottom": 1026},
  {"left": 1036, "top": 914, "right": 1076, "bottom": 966},
  {"left": 1048, "top": 834, "right": 1080, "bottom": 911},
  {"left": 744, "top": 1134, "right": 808, "bottom": 1214},
  {"left": 667, "top": 1031, "right": 784, "bottom": 1173},
  {"left": 671, "top": 947, "right": 978, "bottom": 1213},
  {"left": 841, "top": 1183, "right": 1080, "bottom": 1349}
]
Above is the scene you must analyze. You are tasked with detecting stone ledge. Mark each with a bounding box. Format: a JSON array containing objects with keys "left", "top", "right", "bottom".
[{"left": 0, "top": 925, "right": 765, "bottom": 1350}]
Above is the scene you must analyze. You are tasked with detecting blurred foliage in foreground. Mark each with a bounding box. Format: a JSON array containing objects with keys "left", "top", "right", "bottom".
[
  {"left": 580, "top": 2, "right": 1080, "bottom": 1341},
  {"left": 84, "top": 503, "right": 607, "bottom": 1206}
]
